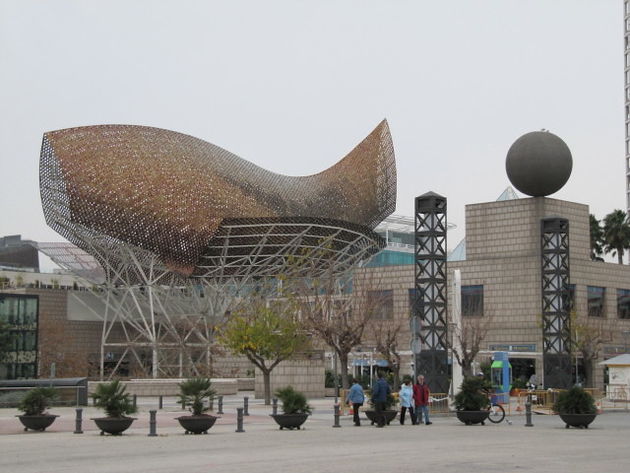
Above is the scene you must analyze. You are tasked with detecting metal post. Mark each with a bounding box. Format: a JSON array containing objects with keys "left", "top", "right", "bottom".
[
  {"left": 181, "top": 398, "right": 186, "bottom": 410},
  {"left": 133, "top": 394, "right": 137, "bottom": 410},
  {"left": 525, "top": 394, "right": 533, "bottom": 427},
  {"left": 236, "top": 407, "right": 245, "bottom": 432},
  {"left": 333, "top": 352, "right": 339, "bottom": 405},
  {"left": 74, "top": 408, "right": 83, "bottom": 434},
  {"left": 148, "top": 410, "right": 157, "bottom": 437},
  {"left": 272, "top": 398, "right": 278, "bottom": 416},
  {"left": 333, "top": 403, "right": 341, "bottom": 428},
  {"left": 158, "top": 395, "right": 163, "bottom": 410},
  {"left": 217, "top": 396, "right": 224, "bottom": 414},
  {"left": 243, "top": 396, "right": 249, "bottom": 416},
  {"left": 209, "top": 398, "right": 214, "bottom": 412}
]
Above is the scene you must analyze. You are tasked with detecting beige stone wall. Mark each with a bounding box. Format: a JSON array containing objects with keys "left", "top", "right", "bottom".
[{"left": 254, "top": 352, "right": 325, "bottom": 400}]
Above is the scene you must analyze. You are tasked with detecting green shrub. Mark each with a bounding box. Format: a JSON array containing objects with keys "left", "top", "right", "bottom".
[
  {"left": 93, "top": 380, "right": 137, "bottom": 418},
  {"left": 512, "top": 378, "right": 528, "bottom": 390},
  {"left": 553, "top": 386, "right": 596, "bottom": 415},
  {"left": 18, "top": 387, "right": 57, "bottom": 416},
  {"left": 179, "top": 378, "right": 215, "bottom": 416},
  {"left": 454, "top": 377, "right": 491, "bottom": 411},
  {"left": 275, "top": 386, "right": 312, "bottom": 415}
]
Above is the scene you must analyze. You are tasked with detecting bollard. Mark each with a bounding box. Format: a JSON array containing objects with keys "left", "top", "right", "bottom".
[
  {"left": 333, "top": 403, "right": 341, "bottom": 428},
  {"left": 133, "top": 394, "right": 137, "bottom": 410},
  {"left": 525, "top": 394, "right": 533, "bottom": 427},
  {"left": 148, "top": 410, "right": 157, "bottom": 437},
  {"left": 181, "top": 398, "right": 186, "bottom": 410},
  {"left": 209, "top": 398, "right": 214, "bottom": 411},
  {"left": 272, "top": 398, "right": 278, "bottom": 416},
  {"left": 158, "top": 395, "right": 163, "bottom": 410},
  {"left": 236, "top": 407, "right": 245, "bottom": 432},
  {"left": 217, "top": 396, "right": 224, "bottom": 415},
  {"left": 74, "top": 408, "right": 83, "bottom": 434},
  {"left": 243, "top": 396, "right": 249, "bottom": 416}
]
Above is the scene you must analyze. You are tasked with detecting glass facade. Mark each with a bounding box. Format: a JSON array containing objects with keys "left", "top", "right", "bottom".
[
  {"left": 587, "top": 286, "right": 605, "bottom": 317},
  {"left": 462, "top": 285, "right": 484, "bottom": 316},
  {"left": 366, "top": 250, "right": 414, "bottom": 267},
  {"left": 617, "top": 288, "right": 630, "bottom": 319},
  {"left": 0, "top": 294, "right": 38, "bottom": 379}
]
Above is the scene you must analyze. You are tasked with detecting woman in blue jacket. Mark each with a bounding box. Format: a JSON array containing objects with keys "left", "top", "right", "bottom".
[{"left": 346, "top": 378, "right": 365, "bottom": 426}]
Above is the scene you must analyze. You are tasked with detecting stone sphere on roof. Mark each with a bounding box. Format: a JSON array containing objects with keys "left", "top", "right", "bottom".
[{"left": 505, "top": 130, "right": 572, "bottom": 197}]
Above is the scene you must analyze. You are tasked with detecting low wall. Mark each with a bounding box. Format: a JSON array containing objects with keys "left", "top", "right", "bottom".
[
  {"left": 237, "top": 378, "right": 255, "bottom": 391},
  {"left": 88, "top": 378, "right": 238, "bottom": 396},
  {"left": 254, "top": 351, "right": 325, "bottom": 400}
]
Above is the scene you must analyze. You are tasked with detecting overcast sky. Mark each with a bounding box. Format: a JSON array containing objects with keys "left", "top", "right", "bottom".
[{"left": 0, "top": 0, "right": 625, "bottom": 270}]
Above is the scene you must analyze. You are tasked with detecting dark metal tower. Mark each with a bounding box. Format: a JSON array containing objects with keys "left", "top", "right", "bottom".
[
  {"left": 413, "top": 192, "right": 449, "bottom": 393},
  {"left": 540, "top": 217, "right": 572, "bottom": 389}
]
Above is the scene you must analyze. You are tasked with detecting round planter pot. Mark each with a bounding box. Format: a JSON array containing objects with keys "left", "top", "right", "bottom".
[
  {"left": 364, "top": 410, "right": 398, "bottom": 425},
  {"left": 270, "top": 413, "right": 309, "bottom": 430},
  {"left": 92, "top": 417, "right": 136, "bottom": 435},
  {"left": 558, "top": 413, "right": 597, "bottom": 429},
  {"left": 456, "top": 410, "right": 490, "bottom": 425},
  {"left": 17, "top": 414, "right": 59, "bottom": 432},
  {"left": 176, "top": 415, "right": 219, "bottom": 434}
]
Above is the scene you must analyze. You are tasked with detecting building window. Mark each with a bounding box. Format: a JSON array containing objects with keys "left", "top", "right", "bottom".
[
  {"left": 0, "top": 294, "right": 38, "bottom": 380},
  {"left": 462, "top": 285, "right": 483, "bottom": 316},
  {"left": 618, "top": 289, "right": 630, "bottom": 319},
  {"left": 368, "top": 290, "right": 393, "bottom": 320},
  {"left": 587, "top": 286, "right": 605, "bottom": 317}
]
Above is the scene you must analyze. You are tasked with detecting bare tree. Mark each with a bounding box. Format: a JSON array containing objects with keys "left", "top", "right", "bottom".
[
  {"left": 571, "top": 313, "right": 612, "bottom": 388},
  {"left": 373, "top": 319, "right": 403, "bottom": 390},
  {"left": 293, "top": 267, "right": 389, "bottom": 389},
  {"left": 450, "top": 314, "right": 493, "bottom": 377}
]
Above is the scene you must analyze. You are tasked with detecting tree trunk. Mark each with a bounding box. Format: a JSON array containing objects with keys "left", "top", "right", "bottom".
[
  {"left": 392, "top": 365, "right": 400, "bottom": 391},
  {"left": 339, "top": 352, "right": 350, "bottom": 389},
  {"left": 619, "top": 251, "right": 623, "bottom": 265},
  {"left": 583, "top": 358, "right": 594, "bottom": 388},
  {"left": 263, "top": 370, "right": 271, "bottom": 405},
  {"left": 462, "top": 363, "right": 473, "bottom": 378}
]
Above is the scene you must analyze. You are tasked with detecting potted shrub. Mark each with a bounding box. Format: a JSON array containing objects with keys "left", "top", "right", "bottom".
[
  {"left": 553, "top": 386, "right": 597, "bottom": 429},
  {"left": 91, "top": 380, "right": 137, "bottom": 435},
  {"left": 364, "top": 392, "right": 398, "bottom": 425},
  {"left": 454, "top": 377, "right": 491, "bottom": 425},
  {"left": 176, "top": 377, "right": 218, "bottom": 434},
  {"left": 16, "top": 387, "right": 58, "bottom": 432},
  {"left": 270, "top": 386, "right": 312, "bottom": 430}
]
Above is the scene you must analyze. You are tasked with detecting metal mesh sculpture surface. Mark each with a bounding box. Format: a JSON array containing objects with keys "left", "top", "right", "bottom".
[
  {"left": 40, "top": 120, "right": 396, "bottom": 278},
  {"left": 39, "top": 120, "right": 397, "bottom": 378}
]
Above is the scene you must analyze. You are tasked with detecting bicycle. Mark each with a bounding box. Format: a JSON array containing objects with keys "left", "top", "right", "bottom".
[{"left": 483, "top": 390, "right": 506, "bottom": 424}]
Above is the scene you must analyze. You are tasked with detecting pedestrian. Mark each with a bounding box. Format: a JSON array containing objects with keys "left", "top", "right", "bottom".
[
  {"left": 399, "top": 378, "right": 416, "bottom": 425},
  {"left": 346, "top": 378, "right": 365, "bottom": 426},
  {"left": 413, "top": 374, "right": 432, "bottom": 425},
  {"left": 371, "top": 371, "right": 391, "bottom": 428}
]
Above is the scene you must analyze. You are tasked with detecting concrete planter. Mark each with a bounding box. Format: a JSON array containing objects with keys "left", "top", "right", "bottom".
[
  {"left": 176, "top": 415, "right": 219, "bottom": 434},
  {"left": 270, "top": 413, "right": 309, "bottom": 430},
  {"left": 456, "top": 410, "right": 490, "bottom": 425},
  {"left": 364, "top": 410, "right": 397, "bottom": 425},
  {"left": 17, "top": 414, "right": 58, "bottom": 432},
  {"left": 558, "top": 413, "right": 597, "bottom": 429},
  {"left": 92, "top": 417, "right": 136, "bottom": 435}
]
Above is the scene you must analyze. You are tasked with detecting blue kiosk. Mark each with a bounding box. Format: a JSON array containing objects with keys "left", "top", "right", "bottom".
[{"left": 490, "top": 352, "right": 512, "bottom": 404}]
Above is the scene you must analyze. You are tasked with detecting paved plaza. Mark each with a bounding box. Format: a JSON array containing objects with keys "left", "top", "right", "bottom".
[{"left": 1, "top": 394, "right": 629, "bottom": 473}]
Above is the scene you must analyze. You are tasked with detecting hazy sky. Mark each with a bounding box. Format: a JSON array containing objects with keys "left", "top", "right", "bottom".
[{"left": 0, "top": 0, "right": 625, "bottom": 270}]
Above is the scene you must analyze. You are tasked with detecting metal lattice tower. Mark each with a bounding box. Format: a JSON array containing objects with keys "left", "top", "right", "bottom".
[
  {"left": 540, "top": 217, "right": 572, "bottom": 389},
  {"left": 413, "top": 192, "right": 449, "bottom": 394}
]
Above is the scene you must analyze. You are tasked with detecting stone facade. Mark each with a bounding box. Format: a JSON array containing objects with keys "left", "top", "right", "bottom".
[{"left": 254, "top": 351, "right": 325, "bottom": 400}]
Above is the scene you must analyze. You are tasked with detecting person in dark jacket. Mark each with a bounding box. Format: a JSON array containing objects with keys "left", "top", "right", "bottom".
[
  {"left": 413, "top": 374, "right": 432, "bottom": 425},
  {"left": 371, "top": 371, "right": 391, "bottom": 427},
  {"left": 346, "top": 378, "right": 365, "bottom": 426}
]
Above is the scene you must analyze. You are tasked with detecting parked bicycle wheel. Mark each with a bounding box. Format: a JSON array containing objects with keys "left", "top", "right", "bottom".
[{"left": 487, "top": 403, "right": 505, "bottom": 423}]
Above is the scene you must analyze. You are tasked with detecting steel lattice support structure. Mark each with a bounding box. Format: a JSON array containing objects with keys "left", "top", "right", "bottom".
[
  {"left": 38, "top": 121, "right": 397, "bottom": 378},
  {"left": 413, "top": 192, "right": 449, "bottom": 394},
  {"left": 540, "top": 217, "right": 572, "bottom": 389}
]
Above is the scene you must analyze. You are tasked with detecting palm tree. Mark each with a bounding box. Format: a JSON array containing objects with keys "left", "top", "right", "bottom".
[
  {"left": 603, "top": 210, "right": 630, "bottom": 264},
  {"left": 589, "top": 214, "right": 604, "bottom": 261}
]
